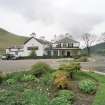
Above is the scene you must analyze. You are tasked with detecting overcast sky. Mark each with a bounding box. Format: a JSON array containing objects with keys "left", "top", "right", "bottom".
[{"left": 0, "top": 0, "right": 105, "bottom": 41}]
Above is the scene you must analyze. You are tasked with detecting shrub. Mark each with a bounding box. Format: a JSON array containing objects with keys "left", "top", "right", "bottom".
[
  {"left": 23, "top": 89, "right": 49, "bottom": 105},
  {"left": 29, "top": 48, "right": 37, "bottom": 58},
  {"left": 79, "top": 79, "right": 96, "bottom": 94},
  {"left": 7, "top": 71, "right": 29, "bottom": 81},
  {"left": 50, "top": 95, "right": 72, "bottom": 105},
  {"left": 20, "top": 74, "right": 36, "bottom": 82},
  {"left": 31, "top": 62, "right": 52, "bottom": 77},
  {"left": 53, "top": 71, "right": 69, "bottom": 89},
  {"left": 0, "top": 90, "right": 24, "bottom": 105},
  {"left": 74, "top": 56, "right": 88, "bottom": 62},
  {"left": 41, "top": 73, "right": 53, "bottom": 86},
  {"left": 59, "top": 62, "right": 80, "bottom": 79},
  {"left": 58, "top": 90, "right": 74, "bottom": 102},
  {"left": 6, "top": 78, "right": 17, "bottom": 84}
]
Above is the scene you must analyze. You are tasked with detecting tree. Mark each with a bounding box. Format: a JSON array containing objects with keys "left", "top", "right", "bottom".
[
  {"left": 82, "top": 33, "right": 96, "bottom": 56},
  {"left": 30, "top": 48, "right": 37, "bottom": 58}
]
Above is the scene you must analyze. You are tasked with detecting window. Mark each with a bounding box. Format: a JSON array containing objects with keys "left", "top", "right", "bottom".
[
  {"left": 27, "top": 46, "right": 38, "bottom": 50},
  {"left": 63, "top": 43, "right": 67, "bottom": 47}
]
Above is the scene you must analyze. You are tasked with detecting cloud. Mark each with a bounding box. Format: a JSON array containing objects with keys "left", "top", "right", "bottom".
[{"left": 0, "top": 0, "right": 105, "bottom": 40}]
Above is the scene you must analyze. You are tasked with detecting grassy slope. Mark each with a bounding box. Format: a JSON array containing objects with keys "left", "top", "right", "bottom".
[
  {"left": 0, "top": 28, "right": 28, "bottom": 54},
  {"left": 82, "top": 42, "right": 105, "bottom": 55}
]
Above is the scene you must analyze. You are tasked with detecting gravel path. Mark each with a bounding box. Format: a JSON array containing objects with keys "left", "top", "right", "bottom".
[
  {"left": 0, "top": 58, "right": 73, "bottom": 73},
  {"left": 1, "top": 56, "right": 105, "bottom": 73}
]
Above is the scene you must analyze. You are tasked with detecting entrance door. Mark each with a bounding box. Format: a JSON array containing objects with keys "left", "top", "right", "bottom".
[{"left": 67, "top": 51, "right": 70, "bottom": 57}]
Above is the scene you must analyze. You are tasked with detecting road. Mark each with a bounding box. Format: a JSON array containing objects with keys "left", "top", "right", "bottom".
[
  {"left": 0, "top": 56, "right": 105, "bottom": 73},
  {"left": 0, "top": 58, "right": 72, "bottom": 73},
  {"left": 81, "top": 56, "right": 105, "bottom": 73}
]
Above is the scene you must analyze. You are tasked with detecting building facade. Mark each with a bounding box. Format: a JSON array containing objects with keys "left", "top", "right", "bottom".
[{"left": 6, "top": 36, "right": 80, "bottom": 57}]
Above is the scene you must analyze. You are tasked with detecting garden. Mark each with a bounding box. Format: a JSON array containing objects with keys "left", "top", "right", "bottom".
[{"left": 0, "top": 61, "right": 105, "bottom": 105}]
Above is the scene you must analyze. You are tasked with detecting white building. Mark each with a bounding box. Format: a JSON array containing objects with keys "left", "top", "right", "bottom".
[{"left": 6, "top": 36, "right": 80, "bottom": 57}]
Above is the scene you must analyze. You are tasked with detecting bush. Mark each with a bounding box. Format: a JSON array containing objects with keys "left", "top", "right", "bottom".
[
  {"left": 59, "top": 62, "right": 80, "bottom": 79},
  {"left": 74, "top": 56, "right": 88, "bottom": 62},
  {"left": 58, "top": 90, "right": 74, "bottom": 102},
  {"left": 79, "top": 79, "right": 96, "bottom": 94},
  {"left": 7, "top": 71, "right": 29, "bottom": 81},
  {"left": 31, "top": 62, "right": 52, "bottom": 77},
  {"left": 41, "top": 73, "right": 53, "bottom": 86},
  {"left": 0, "top": 90, "right": 24, "bottom": 105},
  {"left": 50, "top": 90, "right": 74, "bottom": 105},
  {"left": 20, "top": 74, "right": 36, "bottom": 82},
  {"left": 23, "top": 89, "right": 49, "bottom": 105},
  {"left": 6, "top": 78, "right": 17, "bottom": 84},
  {"left": 53, "top": 71, "right": 69, "bottom": 89}
]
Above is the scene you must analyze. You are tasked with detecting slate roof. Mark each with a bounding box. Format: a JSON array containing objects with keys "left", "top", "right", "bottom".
[
  {"left": 24, "top": 37, "right": 51, "bottom": 45},
  {"left": 55, "top": 37, "right": 79, "bottom": 43}
]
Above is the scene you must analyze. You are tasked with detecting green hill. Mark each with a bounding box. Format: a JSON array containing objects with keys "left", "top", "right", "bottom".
[
  {"left": 90, "top": 42, "right": 105, "bottom": 55},
  {"left": 0, "top": 28, "right": 28, "bottom": 54},
  {"left": 82, "top": 42, "right": 105, "bottom": 55}
]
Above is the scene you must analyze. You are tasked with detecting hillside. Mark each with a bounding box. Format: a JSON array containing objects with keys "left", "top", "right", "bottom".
[
  {"left": 0, "top": 28, "right": 28, "bottom": 54},
  {"left": 90, "top": 42, "right": 105, "bottom": 55},
  {"left": 82, "top": 42, "right": 105, "bottom": 55}
]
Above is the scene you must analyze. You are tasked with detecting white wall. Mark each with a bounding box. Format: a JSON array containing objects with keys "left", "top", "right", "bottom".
[{"left": 23, "top": 38, "right": 45, "bottom": 56}]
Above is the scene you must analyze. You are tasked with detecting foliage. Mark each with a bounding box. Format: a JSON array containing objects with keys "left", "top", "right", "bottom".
[
  {"left": 92, "top": 84, "right": 105, "bottom": 105},
  {"left": 6, "top": 78, "right": 17, "bottom": 84},
  {"left": 50, "top": 90, "right": 74, "bottom": 105},
  {"left": 53, "top": 71, "right": 69, "bottom": 89},
  {"left": 20, "top": 74, "right": 36, "bottom": 82},
  {"left": 31, "top": 62, "right": 52, "bottom": 77},
  {"left": 7, "top": 71, "right": 29, "bottom": 81},
  {"left": 58, "top": 90, "right": 74, "bottom": 102},
  {"left": 29, "top": 48, "right": 37, "bottom": 58},
  {"left": 0, "top": 90, "right": 24, "bottom": 105},
  {"left": 59, "top": 62, "right": 80, "bottom": 79},
  {"left": 74, "top": 56, "right": 88, "bottom": 62},
  {"left": 41, "top": 73, "right": 53, "bottom": 86},
  {"left": 23, "top": 89, "right": 49, "bottom": 105},
  {"left": 79, "top": 79, "right": 96, "bottom": 94}
]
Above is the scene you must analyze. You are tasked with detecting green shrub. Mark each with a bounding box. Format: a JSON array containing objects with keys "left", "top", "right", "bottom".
[
  {"left": 23, "top": 89, "right": 49, "bottom": 105},
  {"left": 79, "top": 79, "right": 96, "bottom": 94},
  {"left": 59, "top": 62, "right": 80, "bottom": 79},
  {"left": 20, "top": 74, "right": 36, "bottom": 82},
  {"left": 50, "top": 96, "right": 72, "bottom": 105},
  {"left": 6, "top": 78, "right": 17, "bottom": 84},
  {"left": 0, "top": 90, "right": 24, "bottom": 105},
  {"left": 31, "top": 62, "right": 52, "bottom": 77},
  {"left": 58, "top": 90, "right": 74, "bottom": 102},
  {"left": 74, "top": 56, "right": 88, "bottom": 62},
  {"left": 41, "top": 73, "right": 53, "bottom": 86},
  {"left": 7, "top": 71, "right": 29, "bottom": 81}
]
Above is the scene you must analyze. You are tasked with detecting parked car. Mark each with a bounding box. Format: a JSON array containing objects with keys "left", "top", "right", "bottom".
[
  {"left": 1, "top": 55, "right": 7, "bottom": 60},
  {"left": 2, "top": 54, "right": 19, "bottom": 60}
]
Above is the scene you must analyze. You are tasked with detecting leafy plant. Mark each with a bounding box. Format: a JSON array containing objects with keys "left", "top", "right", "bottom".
[
  {"left": 59, "top": 62, "right": 80, "bottom": 79},
  {"left": 50, "top": 96, "right": 72, "bottom": 105},
  {"left": 41, "top": 73, "right": 53, "bottom": 86},
  {"left": 23, "top": 89, "right": 49, "bottom": 105},
  {"left": 6, "top": 78, "right": 17, "bottom": 84},
  {"left": 31, "top": 62, "right": 52, "bottom": 77},
  {"left": 20, "top": 74, "right": 36, "bottom": 82},
  {"left": 53, "top": 71, "right": 69, "bottom": 89},
  {"left": 29, "top": 48, "right": 37, "bottom": 58},
  {"left": 58, "top": 90, "right": 74, "bottom": 102},
  {"left": 79, "top": 79, "right": 96, "bottom": 94}
]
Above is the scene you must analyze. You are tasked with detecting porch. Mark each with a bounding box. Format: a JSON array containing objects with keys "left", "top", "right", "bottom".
[{"left": 47, "top": 49, "right": 80, "bottom": 57}]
